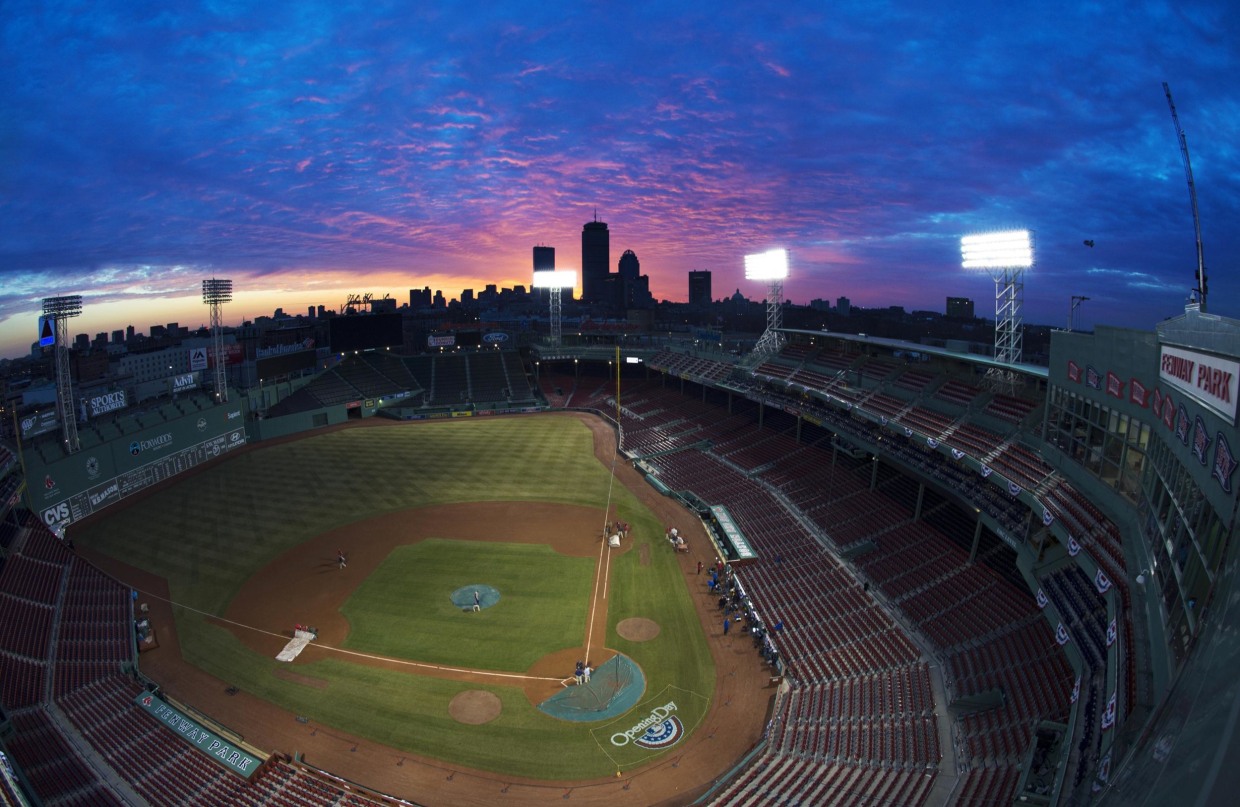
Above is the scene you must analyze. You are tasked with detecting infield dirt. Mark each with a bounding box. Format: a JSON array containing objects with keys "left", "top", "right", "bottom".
[{"left": 79, "top": 412, "right": 776, "bottom": 807}]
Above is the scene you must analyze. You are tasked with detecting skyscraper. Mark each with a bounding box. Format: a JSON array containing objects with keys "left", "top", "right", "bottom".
[
  {"left": 533, "top": 245, "right": 556, "bottom": 301},
  {"left": 581, "top": 217, "right": 609, "bottom": 303},
  {"left": 689, "top": 271, "right": 712, "bottom": 308},
  {"left": 618, "top": 249, "right": 639, "bottom": 280},
  {"left": 533, "top": 245, "right": 555, "bottom": 272}
]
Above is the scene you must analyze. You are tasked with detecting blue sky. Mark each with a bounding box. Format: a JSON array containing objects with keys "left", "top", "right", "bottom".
[{"left": 2, "top": 0, "right": 1237, "bottom": 357}]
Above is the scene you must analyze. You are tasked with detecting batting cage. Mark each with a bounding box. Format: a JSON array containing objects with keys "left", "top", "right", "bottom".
[{"left": 537, "top": 654, "right": 646, "bottom": 722}]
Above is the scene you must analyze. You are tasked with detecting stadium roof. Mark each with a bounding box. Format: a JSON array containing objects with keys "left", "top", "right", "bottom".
[{"left": 780, "top": 328, "right": 1050, "bottom": 380}]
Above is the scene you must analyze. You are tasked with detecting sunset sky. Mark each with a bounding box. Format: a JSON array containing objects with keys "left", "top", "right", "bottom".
[{"left": 2, "top": 1, "right": 1238, "bottom": 359}]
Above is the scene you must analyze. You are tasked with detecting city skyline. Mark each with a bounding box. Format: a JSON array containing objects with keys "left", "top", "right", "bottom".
[{"left": 2, "top": 1, "right": 1238, "bottom": 360}]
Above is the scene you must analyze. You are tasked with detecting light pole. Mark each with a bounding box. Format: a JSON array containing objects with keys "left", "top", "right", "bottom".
[
  {"left": 531, "top": 269, "right": 576, "bottom": 347},
  {"left": 745, "top": 248, "right": 789, "bottom": 360}
]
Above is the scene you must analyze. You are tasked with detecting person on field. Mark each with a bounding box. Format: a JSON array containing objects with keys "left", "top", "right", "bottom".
[
  {"left": 337, "top": 549, "right": 347, "bottom": 569},
  {"left": 583, "top": 662, "right": 592, "bottom": 683},
  {"left": 574, "top": 660, "right": 585, "bottom": 685},
  {"left": 473, "top": 590, "right": 481, "bottom": 612}
]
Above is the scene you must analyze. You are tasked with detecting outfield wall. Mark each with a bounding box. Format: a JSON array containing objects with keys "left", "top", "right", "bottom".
[
  {"left": 249, "top": 405, "right": 350, "bottom": 441},
  {"left": 26, "top": 401, "right": 249, "bottom": 530}
]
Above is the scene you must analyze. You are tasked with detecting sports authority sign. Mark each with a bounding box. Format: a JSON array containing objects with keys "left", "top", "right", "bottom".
[
  {"left": 610, "top": 701, "right": 685, "bottom": 749},
  {"left": 134, "top": 692, "right": 261, "bottom": 777},
  {"left": 85, "top": 390, "right": 128, "bottom": 418},
  {"left": 1159, "top": 345, "right": 1239, "bottom": 424}
]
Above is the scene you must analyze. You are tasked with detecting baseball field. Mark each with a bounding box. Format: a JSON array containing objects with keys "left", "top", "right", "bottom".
[{"left": 71, "top": 412, "right": 732, "bottom": 789}]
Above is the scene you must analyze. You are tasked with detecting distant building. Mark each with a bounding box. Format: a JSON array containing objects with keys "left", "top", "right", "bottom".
[
  {"left": 618, "top": 249, "right": 639, "bottom": 280},
  {"left": 836, "top": 296, "right": 851, "bottom": 317},
  {"left": 947, "top": 296, "right": 975, "bottom": 319},
  {"left": 689, "top": 271, "right": 712, "bottom": 308},
  {"left": 533, "top": 245, "right": 555, "bottom": 271},
  {"left": 581, "top": 217, "right": 610, "bottom": 303}
]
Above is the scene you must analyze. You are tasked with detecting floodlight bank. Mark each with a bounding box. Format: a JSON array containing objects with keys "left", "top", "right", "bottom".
[
  {"left": 743, "top": 248, "right": 789, "bottom": 281},
  {"left": 960, "top": 230, "right": 1033, "bottom": 269}
]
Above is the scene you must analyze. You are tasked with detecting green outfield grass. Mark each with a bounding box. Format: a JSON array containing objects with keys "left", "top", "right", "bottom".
[
  {"left": 341, "top": 538, "right": 595, "bottom": 670},
  {"left": 73, "top": 414, "right": 716, "bottom": 778}
]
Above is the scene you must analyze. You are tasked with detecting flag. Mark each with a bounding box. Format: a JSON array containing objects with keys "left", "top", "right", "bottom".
[
  {"left": 1042, "top": 506, "right": 1054, "bottom": 526},
  {"left": 1094, "top": 569, "right": 1111, "bottom": 594},
  {"left": 1068, "top": 536, "right": 1081, "bottom": 556},
  {"left": 1008, "top": 481, "right": 1022, "bottom": 497},
  {"left": 927, "top": 437, "right": 939, "bottom": 449},
  {"left": 1101, "top": 692, "right": 1117, "bottom": 730},
  {"left": 1056, "top": 623, "right": 1070, "bottom": 645},
  {"left": 951, "top": 448, "right": 965, "bottom": 460},
  {"left": 1106, "top": 618, "right": 1117, "bottom": 647},
  {"left": 1097, "top": 748, "right": 1113, "bottom": 783},
  {"left": 1086, "top": 365, "right": 1101, "bottom": 389},
  {"left": 1106, "top": 371, "right": 1124, "bottom": 398},
  {"left": 980, "top": 465, "right": 993, "bottom": 478},
  {"left": 1036, "top": 588, "right": 1048, "bottom": 609},
  {"left": 904, "top": 427, "right": 913, "bottom": 437},
  {"left": 880, "top": 415, "right": 887, "bottom": 425},
  {"left": 1071, "top": 676, "right": 1081, "bottom": 704},
  {"left": 1151, "top": 387, "right": 1163, "bottom": 417},
  {"left": 1130, "top": 378, "right": 1149, "bottom": 407},
  {"left": 1067, "top": 360, "right": 1081, "bottom": 382},
  {"left": 1214, "top": 432, "right": 1238, "bottom": 493},
  {"left": 1176, "top": 405, "right": 1190, "bottom": 444},
  {"left": 1192, "top": 416, "right": 1211, "bottom": 465}
]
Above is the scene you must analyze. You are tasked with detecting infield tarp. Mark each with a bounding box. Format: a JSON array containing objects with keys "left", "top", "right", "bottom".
[{"left": 276, "top": 629, "right": 316, "bottom": 662}]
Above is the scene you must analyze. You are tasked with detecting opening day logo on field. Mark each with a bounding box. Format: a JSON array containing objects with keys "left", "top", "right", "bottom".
[{"left": 610, "top": 701, "right": 685, "bottom": 749}]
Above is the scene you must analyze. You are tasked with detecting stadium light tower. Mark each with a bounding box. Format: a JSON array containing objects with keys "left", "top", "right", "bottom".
[
  {"left": 961, "top": 230, "right": 1032, "bottom": 366},
  {"left": 531, "top": 270, "right": 577, "bottom": 347},
  {"left": 41, "top": 294, "right": 83, "bottom": 453},
  {"left": 202, "top": 278, "right": 233, "bottom": 402},
  {"left": 745, "top": 248, "right": 789, "bottom": 360}
]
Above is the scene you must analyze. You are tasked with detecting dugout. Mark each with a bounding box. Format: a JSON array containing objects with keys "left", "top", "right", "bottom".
[{"left": 704, "top": 504, "right": 757, "bottom": 564}]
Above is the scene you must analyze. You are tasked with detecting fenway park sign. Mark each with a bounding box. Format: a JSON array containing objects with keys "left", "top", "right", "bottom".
[
  {"left": 1159, "top": 345, "right": 1238, "bottom": 424},
  {"left": 134, "top": 692, "right": 261, "bottom": 777}
]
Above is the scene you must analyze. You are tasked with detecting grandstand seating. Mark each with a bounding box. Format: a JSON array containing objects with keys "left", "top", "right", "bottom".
[
  {"left": 0, "top": 524, "right": 411, "bottom": 807},
  {"left": 934, "top": 379, "right": 981, "bottom": 408},
  {"left": 0, "top": 343, "right": 1124, "bottom": 806},
  {"left": 596, "top": 370, "right": 1085, "bottom": 807}
]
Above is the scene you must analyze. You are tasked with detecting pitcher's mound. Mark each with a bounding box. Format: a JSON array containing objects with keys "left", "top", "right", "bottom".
[
  {"left": 617, "top": 617, "right": 660, "bottom": 642},
  {"left": 449, "top": 690, "right": 502, "bottom": 725}
]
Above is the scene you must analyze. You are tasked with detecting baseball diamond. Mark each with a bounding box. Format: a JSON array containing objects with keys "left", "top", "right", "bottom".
[{"left": 63, "top": 412, "right": 767, "bottom": 804}]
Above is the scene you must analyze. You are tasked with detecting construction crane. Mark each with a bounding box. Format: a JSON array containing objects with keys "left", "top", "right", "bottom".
[{"left": 1163, "top": 81, "right": 1209, "bottom": 311}]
